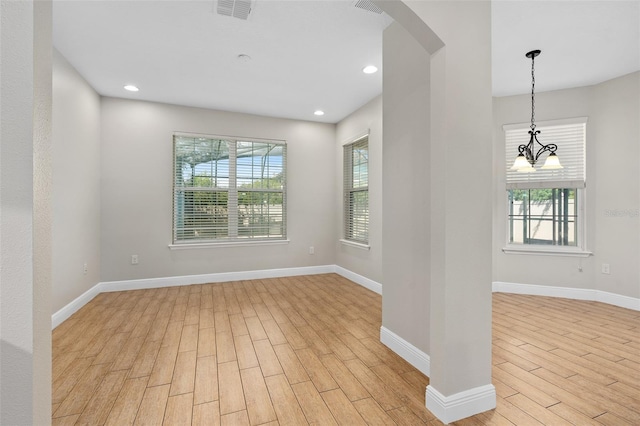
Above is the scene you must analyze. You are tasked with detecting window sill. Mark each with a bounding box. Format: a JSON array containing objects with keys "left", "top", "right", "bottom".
[
  {"left": 340, "top": 239, "right": 370, "bottom": 250},
  {"left": 169, "top": 239, "right": 290, "bottom": 250},
  {"left": 502, "top": 245, "right": 592, "bottom": 258}
]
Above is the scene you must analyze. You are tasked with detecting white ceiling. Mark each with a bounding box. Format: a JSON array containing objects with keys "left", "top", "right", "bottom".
[
  {"left": 53, "top": 1, "right": 640, "bottom": 124},
  {"left": 492, "top": 1, "right": 640, "bottom": 97}
]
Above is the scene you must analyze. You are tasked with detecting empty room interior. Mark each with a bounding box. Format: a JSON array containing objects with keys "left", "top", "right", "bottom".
[{"left": 1, "top": 0, "right": 639, "bottom": 425}]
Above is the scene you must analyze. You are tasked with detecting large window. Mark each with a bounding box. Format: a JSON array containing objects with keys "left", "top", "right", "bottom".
[
  {"left": 173, "top": 135, "right": 286, "bottom": 244},
  {"left": 504, "top": 118, "right": 586, "bottom": 251},
  {"left": 343, "top": 136, "right": 369, "bottom": 244}
]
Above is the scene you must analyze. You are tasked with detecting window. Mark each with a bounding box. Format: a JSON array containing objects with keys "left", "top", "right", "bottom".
[
  {"left": 173, "top": 135, "right": 286, "bottom": 244},
  {"left": 508, "top": 189, "right": 578, "bottom": 245},
  {"left": 504, "top": 118, "right": 586, "bottom": 251},
  {"left": 343, "top": 136, "right": 369, "bottom": 244}
]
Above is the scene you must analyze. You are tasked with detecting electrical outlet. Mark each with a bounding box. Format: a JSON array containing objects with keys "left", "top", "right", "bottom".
[
  {"left": 601, "top": 263, "right": 610, "bottom": 274},
  {"left": 131, "top": 255, "right": 139, "bottom": 265},
  {"left": 309, "top": 246, "right": 315, "bottom": 255},
  {"left": 83, "top": 262, "right": 88, "bottom": 275}
]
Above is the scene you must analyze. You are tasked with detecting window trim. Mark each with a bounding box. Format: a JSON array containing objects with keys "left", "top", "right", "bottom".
[
  {"left": 172, "top": 132, "right": 287, "bottom": 246},
  {"left": 343, "top": 133, "right": 369, "bottom": 245},
  {"left": 339, "top": 239, "right": 370, "bottom": 250},
  {"left": 168, "top": 239, "right": 290, "bottom": 250},
  {"left": 502, "top": 245, "right": 592, "bottom": 257}
]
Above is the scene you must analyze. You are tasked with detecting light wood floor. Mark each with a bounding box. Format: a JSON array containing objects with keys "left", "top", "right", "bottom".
[{"left": 52, "top": 274, "right": 640, "bottom": 425}]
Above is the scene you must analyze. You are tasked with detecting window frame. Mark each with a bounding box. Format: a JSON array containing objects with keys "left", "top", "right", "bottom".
[
  {"left": 502, "top": 118, "right": 590, "bottom": 257},
  {"left": 171, "top": 133, "right": 287, "bottom": 248},
  {"left": 504, "top": 187, "right": 590, "bottom": 257},
  {"left": 342, "top": 134, "right": 369, "bottom": 247}
]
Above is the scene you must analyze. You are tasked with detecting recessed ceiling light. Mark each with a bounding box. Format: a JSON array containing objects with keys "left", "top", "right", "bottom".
[
  {"left": 362, "top": 65, "right": 378, "bottom": 74},
  {"left": 124, "top": 85, "right": 139, "bottom": 92},
  {"left": 314, "top": 110, "right": 325, "bottom": 116}
]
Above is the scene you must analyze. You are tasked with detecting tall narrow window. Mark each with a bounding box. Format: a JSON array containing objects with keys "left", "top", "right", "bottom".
[
  {"left": 504, "top": 118, "right": 586, "bottom": 250},
  {"left": 173, "top": 135, "right": 286, "bottom": 244},
  {"left": 344, "top": 136, "right": 369, "bottom": 244}
]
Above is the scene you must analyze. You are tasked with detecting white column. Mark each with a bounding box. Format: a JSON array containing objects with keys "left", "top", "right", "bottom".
[
  {"left": 0, "top": 0, "right": 52, "bottom": 424},
  {"left": 380, "top": 1, "right": 495, "bottom": 423}
]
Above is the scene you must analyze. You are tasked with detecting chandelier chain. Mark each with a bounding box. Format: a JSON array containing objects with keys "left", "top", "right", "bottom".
[
  {"left": 511, "top": 49, "right": 562, "bottom": 171},
  {"left": 530, "top": 54, "right": 536, "bottom": 130}
]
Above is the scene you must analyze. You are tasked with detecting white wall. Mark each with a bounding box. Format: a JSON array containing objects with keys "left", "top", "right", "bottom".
[
  {"left": 494, "top": 71, "right": 640, "bottom": 300},
  {"left": 381, "top": 22, "right": 431, "bottom": 354},
  {"left": 52, "top": 49, "right": 102, "bottom": 314},
  {"left": 100, "top": 98, "right": 336, "bottom": 282},
  {"left": 0, "top": 0, "right": 52, "bottom": 423},
  {"left": 335, "top": 96, "right": 383, "bottom": 283},
  {"left": 591, "top": 72, "right": 640, "bottom": 298}
]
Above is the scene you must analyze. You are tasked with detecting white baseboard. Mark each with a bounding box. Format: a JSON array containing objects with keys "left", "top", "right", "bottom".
[
  {"left": 379, "top": 326, "right": 430, "bottom": 376},
  {"left": 334, "top": 265, "right": 382, "bottom": 295},
  {"left": 493, "top": 281, "right": 640, "bottom": 311},
  {"left": 597, "top": 290, "right": 640, "bottom": 311},
  {"left": 426, "top": 384, "right": 496, "bottom": 424},
  {"left": 52, "top": 265, "right": 382, "bottom": 329},
  {"left": 380, "top": 328, "right": 497, "bottom": 424},
  {"left": 51, "top": 282, "right": 102, "bottom": 329},
  {"left": 100, "top": 265, "right": 336, "bottom": 293}
]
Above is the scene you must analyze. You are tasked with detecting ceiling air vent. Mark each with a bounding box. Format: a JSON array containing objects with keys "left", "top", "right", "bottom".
[
  {"left": 217, "top": 0, "right": 253, "bottom": 20},
  {"left": 352, "top": 0, "right": 383, "bottom": 14}
]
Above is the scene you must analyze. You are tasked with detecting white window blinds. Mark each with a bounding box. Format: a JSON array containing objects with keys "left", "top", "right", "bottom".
[
  {"left": 173, "top": 135, "right": 286, "bottom": 243},
  {"left": 504, "top": 117, "right": 587, "bottom": 189},
  {"left": 343, "top": 136, "right": 369, "bottom": 244}
]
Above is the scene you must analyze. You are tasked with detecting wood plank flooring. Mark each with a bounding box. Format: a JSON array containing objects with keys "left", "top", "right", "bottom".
[{"left": 52, "top": 274, "right": 640, "bottom": 425}]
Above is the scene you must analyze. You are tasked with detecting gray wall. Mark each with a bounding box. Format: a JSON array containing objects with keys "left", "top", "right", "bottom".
[
  {"left": 52, "top": 49, "right": 102, "bottom": 314},
  {"left": 591, "top": 72, "right": 640, "bottom": 298},
  {"left": 100, "top": 98, "right": 336, "bottom": 282},
  {"left": 335, "top": 95, "right": 383, "bottom": 283},
  {"left": 493, "top": 71, "right": 640, "bottom": 299},
  {"left": 381, "top": 22, "right": 431, "bottom": 354}
]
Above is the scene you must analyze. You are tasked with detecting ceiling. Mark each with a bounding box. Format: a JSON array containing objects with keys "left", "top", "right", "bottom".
[
  {"left": 492, "top": 1, "right": 639, "bottom": 97},
  {"left": 53, "top": 1, "right": 640, "bottom": 124}
]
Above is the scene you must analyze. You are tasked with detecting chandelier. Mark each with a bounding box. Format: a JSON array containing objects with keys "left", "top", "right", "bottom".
[{"left": 510, "top": 50, "right": 563, "bottom": 172}]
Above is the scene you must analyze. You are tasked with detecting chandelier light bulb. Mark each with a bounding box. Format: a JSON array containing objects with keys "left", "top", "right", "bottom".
[
  {"left": 541, "top": 152, "right": 563, "bottom": 169},
  {"left": 510, "top": 154, "right": 530, "bottom": 170}
]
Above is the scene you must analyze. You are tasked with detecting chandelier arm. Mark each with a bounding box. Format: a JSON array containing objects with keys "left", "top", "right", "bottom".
[
  {"left": 532, "top": 132, "right": 558, "bottom": 162},
  {"left": 517, "top": 136, "right": 535, "bottom": 165}
]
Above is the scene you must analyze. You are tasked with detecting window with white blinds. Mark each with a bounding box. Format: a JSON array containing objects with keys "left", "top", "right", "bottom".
[
  {"left": 343, "top": 136, "right": 369, "bottom": 244},
  {"left": 504, "top": 117, "right": 587, "bottom": 189},
  {"left": 173, "top": 135, "right": 286, "bottom": 244},
  {"left": 504, "top": 117, "right": 587, "bottom": 250}
]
